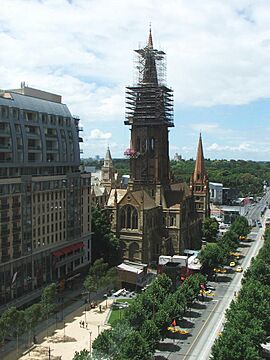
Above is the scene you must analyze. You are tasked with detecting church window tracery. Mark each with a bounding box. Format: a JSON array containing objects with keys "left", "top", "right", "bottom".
[{"left": 120, "top": 205, "right": 138, "bottom": 229}]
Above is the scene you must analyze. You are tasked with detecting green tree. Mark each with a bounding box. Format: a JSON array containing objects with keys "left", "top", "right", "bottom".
[
  {"left": 41, "top": 283, "right": 57, "bottom": 337},
  {"left": 118, "top": 330, "right": 152, "bottom": 360},
  {"left": 91, "top": 207, "right": 122, "bottom": 266},
  {"left": 73, "top": 349, "right": 92, "bottom": 360},
  {"left": 24, "top": 303, "right": 42, "bottom": 345},
  {"left": 83, "top": 275, "right": 97, "bottom": 304},
  {"left": 230, "top": 216, "right": 249, "bottom": 237},
  {"left": 140, "top": 320, "right": 160, "bottom": 353},
  {"left": 203, "top": 218, "right": 219, "bottom": 242},
  {"left": 199, "top": 243, "right": 226, "bottom": 274}
]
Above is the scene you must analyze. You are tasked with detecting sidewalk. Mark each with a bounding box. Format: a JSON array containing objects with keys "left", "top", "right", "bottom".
[
  {"left": 7, "top": 299, "right": 113, "bottom": 360},
  {"left": 1, "top": 283, "right": 111, "bottom": 360}
]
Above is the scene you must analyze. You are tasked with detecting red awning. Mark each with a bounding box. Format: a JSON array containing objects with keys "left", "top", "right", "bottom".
[
  {"left": 72, "top": 242, "right": 84, "bottom": 251},
  {"left": 62, "top": 245, "right": 74, "bottom": 254},
  {"left": 52, "top": 242, "right": 84, "bottom": 257},
  {"left": 53, "top": 250, "right": 64, "bottom": 257}
]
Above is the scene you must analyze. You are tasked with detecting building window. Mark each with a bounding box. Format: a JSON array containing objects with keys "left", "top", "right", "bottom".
[{"left": 120, "top": 205, "right": 138, "bottom": 229}]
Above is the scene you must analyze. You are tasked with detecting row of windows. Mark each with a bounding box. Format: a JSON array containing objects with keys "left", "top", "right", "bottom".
[
  {"left": 33, "top": 222, "right": 66, "bottom": 238},
  {"left": 33, "top": 231, "right": 65, "bottom": 248},
  {"left": 0, "top": 105, "right": 72, "bottom": 127},
  {"left": 33, "top": 191, "right": 66, "bottom": 202}
]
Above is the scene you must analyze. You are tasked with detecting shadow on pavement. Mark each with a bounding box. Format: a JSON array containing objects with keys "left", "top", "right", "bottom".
[
  {"left": 154, "top": 356, "right": 168, "bottom": 360},
  {"left": 157, "top": 342, "right": 180, "bottom": 352},
  {"left": 185, "top": 310, "right": 201, "bottom": 318},
  {"left": 191, "top": 302, "right": 207, "bottom": 310},
  {"left": 216, "top": 275, "right": 232, "bottom": 283},
  {"left": 178, "top": 319, "right": 194, "bottom": 328}
]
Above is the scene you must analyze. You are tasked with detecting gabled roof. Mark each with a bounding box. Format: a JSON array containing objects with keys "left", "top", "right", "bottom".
[
  {"left": 107, "top": 188, "right": 127, "bottom": 207},
  {"left": 119, "top": 190, "right": 157, "bottom": 209}
]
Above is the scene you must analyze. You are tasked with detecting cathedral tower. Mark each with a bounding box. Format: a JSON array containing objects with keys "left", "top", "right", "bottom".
[
  {"left": 124, "top": 29, "right": 173, "bottom": 199},
  {"left": 190, "top": 134, "right": 210, "bottom": 220}
]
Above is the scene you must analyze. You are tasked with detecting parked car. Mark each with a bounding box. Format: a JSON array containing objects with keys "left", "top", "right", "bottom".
[{"left": 235, "top": 266, "right": 243, "bottom": 273}]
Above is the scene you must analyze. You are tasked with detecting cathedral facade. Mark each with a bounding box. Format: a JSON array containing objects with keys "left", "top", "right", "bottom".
[{"left": 106, "top": 30, "right": 209, "bottom": 265}]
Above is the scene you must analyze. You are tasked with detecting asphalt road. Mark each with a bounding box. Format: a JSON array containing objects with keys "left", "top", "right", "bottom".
[{"left": 155, "top": 200, "right": 268, "bottom": 360}]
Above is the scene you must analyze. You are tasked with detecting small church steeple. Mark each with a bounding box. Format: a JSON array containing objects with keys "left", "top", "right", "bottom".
[
  {"left": 100, "top": 146, "right": 116, "bottom": 191},
  {"left": 191, "top": 133, "right": 210, "bottom": 220},
  {"left": 193, "top": 133, "right": 205, "bottom": 183},
  {"left": 104, "top": 146, "right": 113, "bottom": 168}
]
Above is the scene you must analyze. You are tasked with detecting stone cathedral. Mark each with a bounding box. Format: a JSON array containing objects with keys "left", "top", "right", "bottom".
[{"left": 106, "top": 30, "right": 209, "bottom": 265}]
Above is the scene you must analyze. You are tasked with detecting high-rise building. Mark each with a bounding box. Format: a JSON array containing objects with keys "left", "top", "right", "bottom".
[
  {"left": 107, "top": 30, "right": 207, "bottom": 264},
  {"left": 0, "top": 84, "right": 91, "bottom": 308}
]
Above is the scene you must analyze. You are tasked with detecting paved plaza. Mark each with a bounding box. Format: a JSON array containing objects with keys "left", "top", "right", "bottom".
[{"left": 18, "top": 299, "right": 113, "bottom": 360}]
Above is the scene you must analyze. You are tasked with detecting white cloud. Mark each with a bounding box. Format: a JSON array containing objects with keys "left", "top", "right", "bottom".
[
  {"left": 1, "top": 0, "right": 270, "bottom": 159},
  {"left": 88, "top": 129, "right": 112, "bottom": 140}
]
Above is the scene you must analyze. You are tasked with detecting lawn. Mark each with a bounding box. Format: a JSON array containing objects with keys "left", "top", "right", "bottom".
[{"left": 108, "top": 298, "right": 134, "bottom": 326}]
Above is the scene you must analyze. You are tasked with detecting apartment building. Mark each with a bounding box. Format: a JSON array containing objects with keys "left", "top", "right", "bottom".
[{"left": 0, "top": 84, "right": 91, "bottom": 307}]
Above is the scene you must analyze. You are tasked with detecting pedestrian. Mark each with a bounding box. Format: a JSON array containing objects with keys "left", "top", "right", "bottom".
[
  {"left": 79, "top": 320, "right": 82, "bottom": 328},
  {"left": 99, "top": 305, "right": 102, "bottom": 312},
  {"left": 82, "top": 320, "right": 85, "bottom": 328}
]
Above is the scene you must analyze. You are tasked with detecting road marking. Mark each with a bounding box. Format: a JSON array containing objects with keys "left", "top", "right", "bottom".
[{"left": 182, "top": 300, "right": 220, "bottom": 360}]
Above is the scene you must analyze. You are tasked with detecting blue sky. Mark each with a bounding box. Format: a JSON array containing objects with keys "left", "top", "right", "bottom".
[{"left": 1, "top": 0, "right": 270, "bottom": 160}]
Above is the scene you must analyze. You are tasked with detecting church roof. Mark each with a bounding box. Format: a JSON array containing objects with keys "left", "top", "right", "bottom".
[
  {"left": 107, "top": 188, "right": 127, "bottom": 207},
  {"left": 131, "top": 190, "right": 157, "bottom": 209},
  {"left": 91, "top": 185, "right": 107, "bottom": 197},
  {"left": 165, "top": 183, "right": 191, "bottom": 208}
]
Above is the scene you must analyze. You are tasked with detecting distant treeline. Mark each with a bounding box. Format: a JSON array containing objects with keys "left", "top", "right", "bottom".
[{"left": 82, "top": 158, "right": 270, "bottom": 196}]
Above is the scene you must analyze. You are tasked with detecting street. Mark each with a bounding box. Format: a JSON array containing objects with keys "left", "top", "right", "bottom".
[{"left": 155, "top": 199, "right": 268, "bottom": 360}]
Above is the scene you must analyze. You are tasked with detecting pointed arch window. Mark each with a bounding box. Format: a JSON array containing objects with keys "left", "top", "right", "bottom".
[{"left": 120, "top": 205, "right": 138, "bottom": 230}]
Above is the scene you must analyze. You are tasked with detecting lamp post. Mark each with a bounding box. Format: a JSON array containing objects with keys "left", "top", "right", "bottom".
[
  {"left": 89, "top": 331, "right": 92, "bottom": 354},
  {"left": 97, "top": 324, "right": 100, "bottom": 336},
  {"left": 84, "top": 305, "right": 87, "bottom": 324}
]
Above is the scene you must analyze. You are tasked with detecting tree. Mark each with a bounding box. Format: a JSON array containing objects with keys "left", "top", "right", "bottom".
[
  {"left": 73, "top": 349, "right": 92, "bottom": 360},
  {"left": 91, "top": 207, "right": 122, "bottom": 266},
  {"left": 119, "top": 330, "right": 152, "bottom": 360},
  {"left": 41, "top": 283, "right": 57, "bottom": 336},
  {"left": 203, "top": 218, "right": 219, "bottom": 242},
  {"left": 199, "top": 243, "right": 226, "bottom": 273},
  {"left": 140, "top": 320, "right": 160, "bottom": 353},
  {"left": 230, "top": 216, "right": 249, "bottom": 237},
  {"left": 0, "top": 307, "right": 24, "bottom": 345},
  {"left": 24, "top": 303, "right": 42, "bottom": 345},
  {"left": 83, "top": 275, "right": 97, "bottom": 304}
]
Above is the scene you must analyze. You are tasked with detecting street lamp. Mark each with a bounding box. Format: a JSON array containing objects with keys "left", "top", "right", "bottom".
[
  {"left": 89, "top": 331, "right": 92, "bottom": 354},
  {"left": 97, "top": 324, "right": 100, "bottom": 336}
]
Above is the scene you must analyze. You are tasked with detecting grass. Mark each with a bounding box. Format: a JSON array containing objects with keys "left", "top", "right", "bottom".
[{"left": 108, "top": 298, "right": 134, "bottom": 326}]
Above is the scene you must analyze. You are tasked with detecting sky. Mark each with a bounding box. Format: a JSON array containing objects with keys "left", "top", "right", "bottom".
[{"left": 1, "top": 0, "right": 270, "bottom": 161}]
